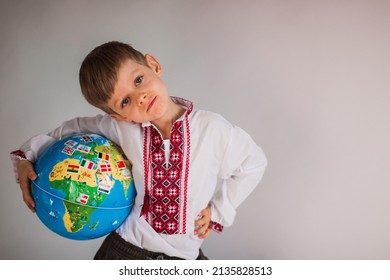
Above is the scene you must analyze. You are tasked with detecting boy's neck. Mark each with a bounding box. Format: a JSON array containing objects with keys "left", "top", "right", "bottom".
[{"left": 152, "top": 101, "right": 186, "bottom": 139}]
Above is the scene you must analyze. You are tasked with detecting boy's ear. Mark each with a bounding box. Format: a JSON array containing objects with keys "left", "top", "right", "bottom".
[{"left": 145, "top": 54, "right": 162, "bottom": 76}]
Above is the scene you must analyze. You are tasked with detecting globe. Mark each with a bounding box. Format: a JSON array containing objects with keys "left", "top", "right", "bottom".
[{"left": 31, "top": 133, "right": 135, "bottom": 240}]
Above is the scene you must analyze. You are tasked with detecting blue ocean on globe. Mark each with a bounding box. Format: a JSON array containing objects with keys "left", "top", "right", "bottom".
[{"left": 31, "top": 133, "right": 135, "bottom": 240}]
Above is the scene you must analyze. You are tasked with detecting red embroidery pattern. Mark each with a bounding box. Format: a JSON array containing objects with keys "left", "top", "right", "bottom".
[
  {"left": 141, "top": 97, "right": 192, "bottom": 235},
  {"left": 141, "top": 127, "right": 151, "bottom": 219},
  {"left": 10, "top": 150, "right": 27, "bottom": 160},
  {"left": 209, "top": 220, "right": 224, "bottom": 233},
  {"left": 151, "top": 123, "right": 182, "bottom": 234},
  {"left": 182, "top": 113, "right": 190, "bottom": 231}
]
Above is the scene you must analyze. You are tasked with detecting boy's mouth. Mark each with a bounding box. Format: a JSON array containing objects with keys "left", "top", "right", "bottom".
[{"left": 147, "top": 97, "right": 156, "bottom": 112}]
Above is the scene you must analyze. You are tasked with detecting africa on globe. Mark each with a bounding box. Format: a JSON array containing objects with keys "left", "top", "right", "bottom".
[{"left": 31, "top": 133, "right": 135, "bottom": 240}]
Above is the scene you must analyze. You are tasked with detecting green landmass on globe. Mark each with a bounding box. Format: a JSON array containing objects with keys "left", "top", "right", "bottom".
[{"left": 47, "top": 140, "right": 132, "bottom": 233}]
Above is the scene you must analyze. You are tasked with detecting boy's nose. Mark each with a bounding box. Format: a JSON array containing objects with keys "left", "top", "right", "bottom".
[{"left": 137, "top": 93, "right": 147, "bottom": 106}]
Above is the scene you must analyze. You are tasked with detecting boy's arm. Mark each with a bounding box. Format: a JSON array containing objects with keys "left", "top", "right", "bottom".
[
  {"left": 10, "top": 115, "right": 117, "bottom": 211},
  {"left": 210, "top": 126, "right": 268, "bottom": 229},
  {"left": 11, "top": 115, "right": 117, "bottom": 164}
]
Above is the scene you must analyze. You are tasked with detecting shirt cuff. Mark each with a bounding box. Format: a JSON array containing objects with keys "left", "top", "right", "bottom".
[
  {"left": 10, "top": 150, "right": 27, "bottom": 160},
  {"left": 10, "top": 150, "right": 27, "bottom": 183},
  {"left": 209, "top": 221, "right": 224, "bottom": 233}
]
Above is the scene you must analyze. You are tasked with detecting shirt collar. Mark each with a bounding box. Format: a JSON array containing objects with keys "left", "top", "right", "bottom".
[{"left": 141, "top": 97, "right": 193, "bottom": 128}]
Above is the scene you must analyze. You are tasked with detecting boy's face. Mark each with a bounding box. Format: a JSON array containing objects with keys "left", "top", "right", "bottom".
[{"left": 107, "top": 55, "right": 171, "bottom": 124}]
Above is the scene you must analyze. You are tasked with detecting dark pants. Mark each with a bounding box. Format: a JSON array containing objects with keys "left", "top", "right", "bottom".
[{"left": 94, "top": 231, "right": 208, "bottom": 260}]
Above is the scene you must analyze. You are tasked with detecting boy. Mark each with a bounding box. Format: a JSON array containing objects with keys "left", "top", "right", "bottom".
[{"left": 11, "top": 41, "right": 267, "bottom": 260}]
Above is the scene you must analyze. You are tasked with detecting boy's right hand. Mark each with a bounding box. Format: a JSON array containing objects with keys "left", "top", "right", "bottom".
[{"left": 18, "top": 160, "right": 37, "bottom": 213}]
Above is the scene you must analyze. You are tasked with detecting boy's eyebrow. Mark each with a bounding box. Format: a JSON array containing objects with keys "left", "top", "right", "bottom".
[
  {"left": 109, "top": 89, "right": 126, "bottom": 110},
  {"left": 112, "top": 68, "right": 140, "bottom": 109}
]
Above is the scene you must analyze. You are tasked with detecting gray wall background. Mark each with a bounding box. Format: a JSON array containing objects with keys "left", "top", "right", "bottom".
[{"left": 1, "top": 0, "right": 390, "bottom": 260}]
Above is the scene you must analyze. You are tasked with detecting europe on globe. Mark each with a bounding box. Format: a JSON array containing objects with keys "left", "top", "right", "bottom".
[{"left": 31, "top": 133, "right": 135, "bottom": 240}]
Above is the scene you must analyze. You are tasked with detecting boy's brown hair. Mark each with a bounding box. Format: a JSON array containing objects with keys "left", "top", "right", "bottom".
[{"left": 79, "top": 41, "right": 149, "bottom": 114}]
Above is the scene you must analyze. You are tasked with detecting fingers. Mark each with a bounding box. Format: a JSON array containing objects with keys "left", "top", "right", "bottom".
[
  {"left": 194, "top": 222, "right": 210, "bottom": 239},
  {"left": 194, "top": 215, "right": 209, "bottom": 227},
  {"left": 194, "top": 215, "right": 211, "bottom": 238},
  {"left": 198, "top": 229, "right": 211, "bottom": 239},
  {"left": 194, "top": 204, "right": 212, "bottom": 238},
  {"left": 18, "top": 160, "right": 36, "bottom": 213},
  {"left": 22, "top": 191, "right": 36, "bottom": 213},
  {"left": 198, "top": 208, "right": 209, "bottom": 218},
  {"left": 28, "top": 169, "right": 38, "bottom": 181}
]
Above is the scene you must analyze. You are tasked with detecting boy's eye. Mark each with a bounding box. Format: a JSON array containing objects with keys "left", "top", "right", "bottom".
[
  {"left": 135, "top": 76, "right": 143, "bottom": 86},
  {"left": 121, "top": 97, "right": 130, "bottom": 108}
]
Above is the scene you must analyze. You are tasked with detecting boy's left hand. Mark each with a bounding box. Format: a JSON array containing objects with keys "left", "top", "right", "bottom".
[{"left": 194, "top": 205, "right": 211, "bottom": 239}]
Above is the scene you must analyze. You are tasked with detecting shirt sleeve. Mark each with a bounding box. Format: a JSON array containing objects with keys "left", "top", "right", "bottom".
[
  {"left": 10, "top": 114, "right": 118, "bottom": 182},
  {"left": 209, "top": 125, "right": 267, "bottom": 229}
]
